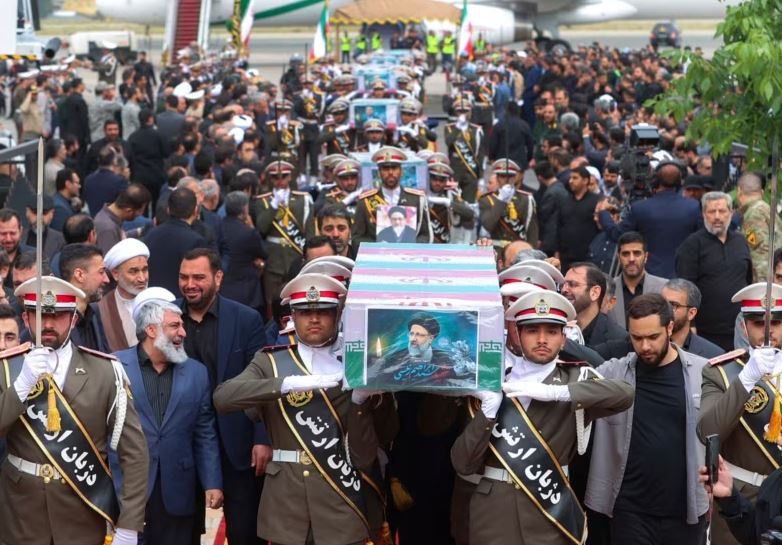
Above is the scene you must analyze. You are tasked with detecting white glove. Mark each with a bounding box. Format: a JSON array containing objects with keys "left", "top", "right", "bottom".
[
  {"left": 456, "top": 114, "right": 468, "bottom": 131},
  {"left": 281, "top": 373, "right": 343, "bottom": 394},
  {"left": 475, "top": 390, "right": 503, "bottom": 419},
  {"left": 14, "top": 348, "right": 55, "bottom": 402},
  {"left": 271, "top": 189, "right": 288, "bottom": 210},
  {"left": 497, "top": 184, "right": 515, "bottom": 203},
  {"left": 739, "top": 347, "right": 779, "bottom": 392},
  {"left": 351, "top": 389, "right": 382, "bottom": 405},
  {"left": 503, "top": 381, "right": 571, "bottom": 402},
  {"left": 398, "top": 125, "right": 416, "bottom": 136},
  {"left": 335, "top": 123, "right": 351, "bottom": 134},
  {"left": 277, "top": 115, "right": 288, "bottom": 129},
  {"left": 111, "top": 528, "right": 138, "bottom": 545},
  {"left": 428, "top": 195, "right": 451, "bottom": 206},
  {"left": 342, "top": 189, "right": 362, "bottom": 206}
]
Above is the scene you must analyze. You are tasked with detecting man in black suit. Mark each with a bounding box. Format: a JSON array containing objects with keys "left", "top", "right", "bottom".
[
  {"left": 83, "top": 147, "right": 128, "bottom": 216},
  {"left": 220, "top": 191, "right": 266, "bottom": 313},
  {"left": 144, "top": 188, "right": 208, "bottom": 293},
  {"left": 377, "top": 206, "right": 417, "bottom": 243},
  {"left": 128, "top": 109, "right": 168, "bottom": 203},
  {"left": 83, "top": 119, "right": 130, "bottom": 175},
  {"left": 178, "top": 248, "right": 270, "bottom": 545},
  {"left": 59, "top": 78, "right": 91, "bottom": 154},
  {"left": 156, "top": 94, "right": 186, "bottom": 148}
]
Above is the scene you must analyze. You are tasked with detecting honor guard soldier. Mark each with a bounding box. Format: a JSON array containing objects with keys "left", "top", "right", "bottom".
[
  {"left": 0, "top": 277, "right": 148, "bottom": 545},
  {"left": 352, "top": 146, "right": 433, "bottom": 246},
  {"left": 356, "top": 119, "right": 392, "bottom": 154},
  {"left": 699, "top": 282, "right": 782, "bottom": 545},
  {"left": 479, "top": 159, "right": 539, "bottom": 246},
  {"left": 294, "top": 74, "right": 325, "bottom": 185},
  {"left": 318, "top": 153, "right": 348, "bottom": 188},
  {"left": 315, "top": 159, "right": 363, "bottom": 215},
  {"left": 427, "top": 162, "right": 475, "bottom": 244},
  {"left": 451, "top": 290, "right": 633, "bottom": 545},
  {"left": 213, "top": 273, "right": 396, "bottom": 545},
  {"left": 471, "top": 62, "right": 496, "bottom": 135},
  {"left": 445, "top": 97, "right": 485, "bottom": 203},
  {"left": 318, "top": 99, "right": 357, "bottom": 156},
  {"left": 256, "top": 161, "right": 316, "bottom": 308},
  {"left": 397, "top": 98, "right": 436, "bottom": 152},
  {"left": 265, "top": 99, "right": 302, "bottom": 171}
]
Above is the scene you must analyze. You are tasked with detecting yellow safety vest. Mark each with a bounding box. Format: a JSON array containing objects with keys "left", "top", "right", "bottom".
[
  {"left": 371, "top": 33, "right": 382, "bottom": 50},
  {"left": 426, "top": 34, "right": 440, "bottom": 54},
  {"left": 357, "top": 37, "right": 367, "bottom": 51},
  {"left": 341, "top": 37, "right": 351, "bottom": 52},
  {"left": 442, "top": 37, "right": 455, "bottom": 55}
]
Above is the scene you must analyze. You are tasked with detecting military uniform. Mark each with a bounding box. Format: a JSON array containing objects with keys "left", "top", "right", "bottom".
[
  {"left": 739, "top": 196, "right": 782, "bottom": 283},
  {"left": 352, "top": 187, "right": 432, "bottom": 245},
  {"left": 0, "top": 277, "right": 148, "bottom": 545},
  {"left": 264, "top": 118, "right": 303, "bottom": 170},
  {"left": 479, "top": 189, "right": 539, "bottom": 245},
  {"left": 318, "top": 122, "right": 357, "bottom": 155},
  {"left": 470, "top": 77, "right": 495, "bottom": 135},
  {"left": 294, "top": 84, "right": 325, "bottom": 180},
  {"left": 445, "top": 121, "right": 484, "bottom": 203},
  {"left": 427, "top": 161, "right": 475, "bottom": 244},
  {"left": 256, "top": 187, "right": 316, "bottom": 303},
  {"left": 213, "top": 274, "right": 397, "bottom": 545}
]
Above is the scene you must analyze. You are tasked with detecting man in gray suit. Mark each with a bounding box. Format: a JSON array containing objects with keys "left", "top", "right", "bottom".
[
  {"left": 607, "top": 231, "right": 667, "bottom": 329},
  {"left": 155, "top": 94, "right": 186, "bottom": 147}
]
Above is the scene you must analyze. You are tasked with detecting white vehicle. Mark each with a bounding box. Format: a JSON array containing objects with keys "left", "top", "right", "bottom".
[
  {"left": 68, "top": 31, "right": 139, "bottom": 64},
  {"left": 95, "top": 0, "right": 740, "bottom": 51}
]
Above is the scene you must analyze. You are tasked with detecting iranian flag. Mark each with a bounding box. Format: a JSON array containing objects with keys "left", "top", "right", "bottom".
[
  {"left": 310, "top": 1, "right": 330, "bottom": 62},
  {"left": 457, "top": 0, "right": 473, "bottom": 59},
  {"left": 229, "top": 0, "right": 254, "bottom": 53}
]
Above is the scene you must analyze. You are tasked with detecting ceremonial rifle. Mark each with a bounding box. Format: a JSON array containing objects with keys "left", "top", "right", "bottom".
[{"left": 764, "top": 134, "right": 781, "bottom": 442}]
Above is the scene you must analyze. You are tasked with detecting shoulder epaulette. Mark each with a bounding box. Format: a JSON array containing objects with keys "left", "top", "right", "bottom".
[
  {"left": 516, "top": 189, "right": 533, "bottom": 196},
  {"left": 291, "top": 190, "right": 310, "bottom": 195},
  {"left": 263, "top": 343, "right": 293, "bottom": 352},
  {"left": 557, "top": 359, "right": 588, "bottom": 366},
  {"left": 359, "top": 188, "right": 379, "bottom": 198},
  {"left": 709, "top": 348, "right": 747, "bottom": 366},
  {"left": 0, "top": 342, "right": 31, "bottom": 359},
  {"left": 265, "top": 120, "right": 276, "bottom": 125},
  {"left": 403, "top": 187, "right": 425, "bottom": 196},
  {"left": 258, "top": 191, "right": 272, "bottom": 198},
  {"left": 289, "top": 120, "right": 302, "bottom": 125},
  {"left": 478, "top": 191, "right": 495, "bottom": 200},
  {"left": 78, "top": 346, "right": 119, "bottom": 360}
]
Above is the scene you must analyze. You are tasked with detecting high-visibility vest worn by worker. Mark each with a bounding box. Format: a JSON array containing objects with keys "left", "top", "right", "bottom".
[
  {"left": 341, "top": 36, "right": 351, "bottom": 52},
  {"left": 426, "top": 34, "right": 440, "bottom": 54},
  {"left": 371, "top": 33, "right": 382, "bottom": 50},
  {"left": 357, "top": 36, "right": 367, "bottom": 52},
  {"left": 442, "top": 36, "right": 455, "bottom": 55}
]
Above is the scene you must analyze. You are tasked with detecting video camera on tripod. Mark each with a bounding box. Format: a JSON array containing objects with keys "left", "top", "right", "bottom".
[{"left": 619, "top": 124, "right": 661, "bottom": 202}]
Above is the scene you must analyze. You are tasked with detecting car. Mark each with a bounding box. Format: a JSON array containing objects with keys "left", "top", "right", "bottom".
[{"left": 650, "top": 22, "right": 681, "bottom": 48}]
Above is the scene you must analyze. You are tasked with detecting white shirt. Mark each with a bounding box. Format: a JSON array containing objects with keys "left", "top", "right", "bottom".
[
  {"left": 381, "top": 186, "right": 401, "bottom": 206},
  {"left": 296, "top": 342, "right": 343, "bottom": 375},
  {"left": 506, "top": 352, "right": 557, "bottom": 409},
  {"left": 367, "top": 141, "right": 382, "bottom": 154}
]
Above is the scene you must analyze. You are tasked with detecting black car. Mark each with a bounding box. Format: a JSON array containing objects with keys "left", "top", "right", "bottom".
[{"left": 650, "top": 22, "right": 681, "bottom": 48}]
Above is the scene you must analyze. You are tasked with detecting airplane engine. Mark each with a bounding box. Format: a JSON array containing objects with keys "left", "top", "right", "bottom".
[{"left": 465, "top": 5, "right": 534, "bottom": 46}]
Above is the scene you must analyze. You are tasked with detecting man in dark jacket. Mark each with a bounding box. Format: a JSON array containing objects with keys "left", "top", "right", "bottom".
[
  {"left": 487, "top": 102, "right": 534, "bottom": 171},
  {"left": 59, "top": 78, "right": 90, "bottom": 153},
  {"left": 83, "top": 147, "right": 127, "bottom": 216},
  {"left": 156, "top": 94, "right": 186, "bottom": 147},
  {"left": 129, "top": 109, "right": 168, "bottom": 203},
  {"left": 144, "top": 187, "right": 208, "bottom": 293}
]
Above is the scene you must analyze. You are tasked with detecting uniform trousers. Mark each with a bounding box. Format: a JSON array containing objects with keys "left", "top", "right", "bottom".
[
  {"left": 222, "top": 453, "right": 265, "bottom": 545},
  {"left": 142, "top": 471, "right": 194, "bottom": 545},
  {"left": 610, "top": 510, "right": 705, "bottom": 545}
]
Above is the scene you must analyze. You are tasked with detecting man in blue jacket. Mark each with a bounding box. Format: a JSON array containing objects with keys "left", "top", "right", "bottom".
[
  {"left": 596, "top": 161, "right": 701, "bottom": 278},
  {"left": 114, "top": 289, "right": 222, "bottom": 545}
]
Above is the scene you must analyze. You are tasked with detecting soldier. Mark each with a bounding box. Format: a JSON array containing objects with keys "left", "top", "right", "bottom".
[
  {"left": 264, "top": 99, "right": 302, "bottom": 172},
  {"left": 95, "top": 41, "right": 118, "bottom": 85},
  {"left": 294, "top": 74, "right": 325, "bottom": 186},
  {"left": 355, "top": 119, "right": 391, "bottom": 153},
  {"left": 471, "top": 62, "right": 495, "bottom": 135},
  {"left": 736, "top": 171, "right": 782, "bottom": 283},
  {"left": 315, "top": 153, "right": 348, "bottom": 193},
  {"left": 352, "top": 146, "right": 432, "bottom": 246},
  {"left": 445, "top": 96, "right": 485, "bottom": 203},
  {"left": 213, "top": 273, "right": 395, "bottom": 545},
  {"left": 427, "top": 162, "right": 475, "bottom": 244},
  {"left": 318, "top": 99, "right": 357, "bottom": 156},
  {"left": 397, "top": 98, "right": 436, "bottom": 152},
  {"left": 315, "top": 158, "right": 363, "bottom": 215},
  {"left": 0, "top": 276, "right": 148, "bottom": 545},
  {"left": 479, "top": 159, "right": 539, "bottom": 246},
  {"left": 699, "top": 282, "right": 782, "bottom": 545},
  {"left": 256, "top": 161, "right": 316, "bottom": 311},
  {"left": 451, "top": 289, "right": 633, "bottom": 545}
]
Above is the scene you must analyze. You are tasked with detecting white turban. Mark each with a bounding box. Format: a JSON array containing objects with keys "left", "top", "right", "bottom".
[
  {"left": 104, "top": 239, "right": 150, "bottom": 271},
  {"left": 131, "top": 287, "right": 177, "bottom": 323}
]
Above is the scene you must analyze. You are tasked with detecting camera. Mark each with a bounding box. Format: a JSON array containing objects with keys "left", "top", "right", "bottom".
[{"left": 619, "top": 124, "right": 660, "bottom": 202}]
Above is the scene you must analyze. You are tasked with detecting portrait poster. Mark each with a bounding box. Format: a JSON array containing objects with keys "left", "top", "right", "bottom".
[
  {"left": 376, "top": 205, "right": 417, "bottom": 243},
  {"left": 364, "top": 308, "right": 479, "bottom": 390}
]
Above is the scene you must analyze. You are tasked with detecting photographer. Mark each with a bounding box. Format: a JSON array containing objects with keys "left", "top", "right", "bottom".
[
  {"left": 595, "top": 160, "right": 701, "bottom": 278},
  {"left": 701, "top": 456, "right": 782, "bottom": 545}
]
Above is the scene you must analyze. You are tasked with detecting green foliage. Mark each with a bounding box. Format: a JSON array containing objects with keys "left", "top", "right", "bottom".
[{"left": 650, "top": 0, "right": 782, "bottom": 167}]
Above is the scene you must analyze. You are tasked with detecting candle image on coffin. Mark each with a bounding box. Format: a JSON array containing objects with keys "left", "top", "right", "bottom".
[{"left": 375, "top": 337, "right": 382, "bottom": 358}]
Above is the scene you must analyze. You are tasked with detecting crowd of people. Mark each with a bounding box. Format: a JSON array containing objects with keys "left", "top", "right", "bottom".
[{"left": 0, "top": 28, "right": 778, "bottom": 545}]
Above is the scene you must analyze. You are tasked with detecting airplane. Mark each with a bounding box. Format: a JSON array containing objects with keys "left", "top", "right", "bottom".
[{"left": 94, "top": 0, "right": 739, "bottom": 51}]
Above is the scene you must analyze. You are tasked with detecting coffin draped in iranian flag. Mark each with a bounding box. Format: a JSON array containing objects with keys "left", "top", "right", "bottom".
[{"left": 344, "top": 243, "right": 504, "bottom": 393}]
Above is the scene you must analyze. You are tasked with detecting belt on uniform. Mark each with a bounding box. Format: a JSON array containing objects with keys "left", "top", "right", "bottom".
[
  {"left": 481, "top": 464, "right": 569, "bottom": 483},
  {"left": 725, "top": 461, "right": 766, "bottom": 487},
  {"left": 272, "top": 448, "right": 314, "bottom": 465},
  {"left": 6, "top": 453, "right": 62, "bottom": 482},
  {"left": 457, "top": 473, "right": 482, "bottom": 485},
  {"left": 266, "top": 236, "right": 292, "bottom": 247}
]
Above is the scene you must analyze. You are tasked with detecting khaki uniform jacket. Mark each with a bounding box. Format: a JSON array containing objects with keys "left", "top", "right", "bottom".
[
  {"left": 445, "top": 123, "right": 484, "bottom": 182},
  {"left": 352, "top": 187, "right": 432, "bottom": 246},
  {"left": 478, "top": 189, "right": 539, "bottom": 246},
  {"left": 255, "top": 191, "right": 316, "bottom": 277},
  {"left": 264, "top": 120, "right": 302, "bottom": 163},
  {"left": 212, "top": 346, "right": 395, "bottom": 545},
  {"left": 0, "top": 344, "right": 149, "bottom": 545},
  {"left": 429, "top": 194, "right": 475, "bottom": 243},
  {"left": 317, "top": 123, "right": 357, "bottom": 155},
  {"left": 698, "top": 352, "right": 778, "bottom": 476},
  {"left": 451, "top": 364, "right": 633, "bottom": 545}
]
